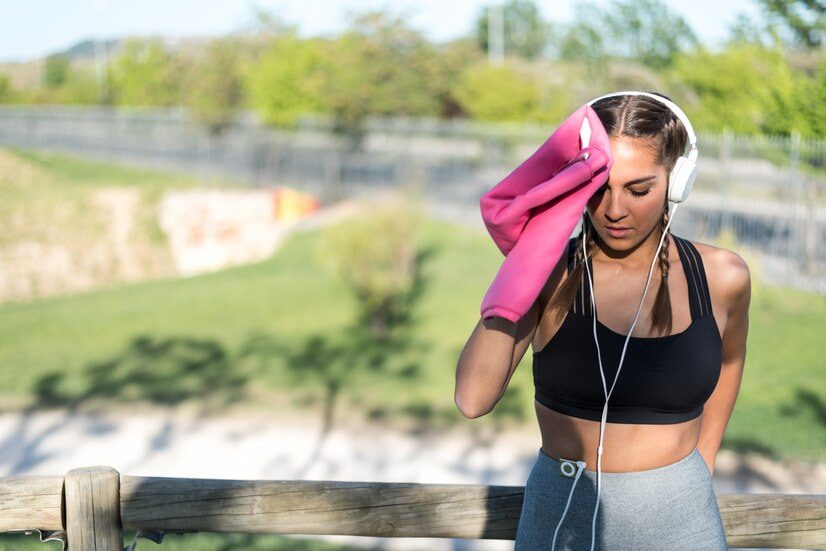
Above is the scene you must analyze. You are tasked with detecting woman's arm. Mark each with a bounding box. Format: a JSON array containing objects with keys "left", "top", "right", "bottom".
[
  {"left": 697, "top": 248, "right": 752, "bottom": 475},
  {"left": 454, "top": 254, "right": 566, "bottom": 418},
  {"left": 454, "top": 303, "right": 540, "bottom": 418}
]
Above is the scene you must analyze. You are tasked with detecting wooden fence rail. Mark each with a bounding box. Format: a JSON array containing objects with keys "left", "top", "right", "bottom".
[{"left": 1, "top": 466, "right": 824, "bottom": 549}]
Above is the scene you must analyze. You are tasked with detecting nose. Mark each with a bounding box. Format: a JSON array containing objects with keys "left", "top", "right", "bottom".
[{"left": 603, "top": 187, "right": 629, "bottom": 222}]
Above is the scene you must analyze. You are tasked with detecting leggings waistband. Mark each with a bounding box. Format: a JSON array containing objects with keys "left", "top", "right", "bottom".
[{"left": 536, "top": 446, "right": 705, "bottom": 482}]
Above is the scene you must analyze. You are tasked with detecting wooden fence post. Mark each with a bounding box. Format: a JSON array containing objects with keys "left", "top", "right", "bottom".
[{"left": 65, "top": 466, "right": 122, "bottom": 550}]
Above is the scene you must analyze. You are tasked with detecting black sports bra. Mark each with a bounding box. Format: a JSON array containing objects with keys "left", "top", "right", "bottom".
[{"left": 532, "top": 234, "right": 722, "bottom": 424}]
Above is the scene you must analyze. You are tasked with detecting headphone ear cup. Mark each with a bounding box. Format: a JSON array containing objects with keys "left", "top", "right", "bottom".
[{"left": 668, "top": 156, "right": 697, "bottom": 203}]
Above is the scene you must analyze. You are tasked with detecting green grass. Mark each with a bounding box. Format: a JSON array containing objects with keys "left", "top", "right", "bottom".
[
  {"left": 719, "top": 282, "right": 826, "bottom": 461},
  {"left": 0, "top": 149, "right": 823, "bottom": 464}
]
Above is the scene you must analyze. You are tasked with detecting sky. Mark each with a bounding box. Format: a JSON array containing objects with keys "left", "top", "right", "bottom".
[{"left": 0, "top": 0, "right": 763, "bottom": 63}]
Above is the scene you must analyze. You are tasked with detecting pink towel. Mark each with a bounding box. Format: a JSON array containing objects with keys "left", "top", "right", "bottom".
[{"left": 479, "top": 104, "right": 614, "bottom": 322}]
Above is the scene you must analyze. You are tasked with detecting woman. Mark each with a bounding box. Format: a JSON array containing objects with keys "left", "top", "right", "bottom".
[{"left": 454, "top": 92, "right": 751, "bottom": 550}]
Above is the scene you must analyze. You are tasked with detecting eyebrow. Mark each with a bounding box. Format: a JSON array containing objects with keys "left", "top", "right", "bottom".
[{"left": 608, "top": 175, "right": 657, "bottom": 186}]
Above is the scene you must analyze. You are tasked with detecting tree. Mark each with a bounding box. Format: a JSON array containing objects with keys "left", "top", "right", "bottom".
[
  {"left": 557, "top": 0, "right": 699, "bottom": 69},
  {"left": 318, "top": 10, "right": 443, "bottom": 143},
  {"left": 109, "top": 39, "right": 184, "bottom": 106},
  {"left": 429, "top": 37, "right": 486, "bottom": 118},
  {"left": 43, "top": 54, "right": 70, "bottom": 88},
  {"left": 801, "top": 58, "right": 826, "bottom": 137},
  {"left": 184, "top": 37, "right": 246, "bottom": 132},
  {"left": 453, "top": 61, "right": 536, "bottom": 122},
  {"left": 248, "top": 9, "right": 446, "bottom": 142},
  {"left": 246, "top": 32, "right": 329, "bottom": 127},
  {"left": 670, "top": 43, "right": 808, "bottom": 135},
  {"left": 727, "top": 12, "right": 776, "bottom": 46},
  {"left": 475, "top": 0, "right": 552, "bottom": 60},
  {"left": 0, "top": 73, "right": 13, "bottom": 102},
  {"left": 314, "top": 194, "right": 424, "bottom": 341},
  {"left": 755, "top": 0, "right": 824, "bottom": 49}
]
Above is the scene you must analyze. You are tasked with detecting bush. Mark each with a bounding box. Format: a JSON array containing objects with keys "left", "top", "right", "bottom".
[{"left": 314, "top": 192, "right": 424, "bottom": 340}]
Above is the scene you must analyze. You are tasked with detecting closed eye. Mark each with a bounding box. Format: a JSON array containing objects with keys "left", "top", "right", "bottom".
[{"left": 595, "top": 186, "right": 650, "bottom": 197}]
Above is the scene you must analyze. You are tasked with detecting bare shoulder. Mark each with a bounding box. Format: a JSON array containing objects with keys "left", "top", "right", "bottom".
[{"left": 689, "top": 239, "right": 752, "bottom": 313}]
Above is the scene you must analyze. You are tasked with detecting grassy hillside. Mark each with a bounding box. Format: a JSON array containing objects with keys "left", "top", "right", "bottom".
[{"left": 0, "top": 147, "right": 252, "bottom": 304}]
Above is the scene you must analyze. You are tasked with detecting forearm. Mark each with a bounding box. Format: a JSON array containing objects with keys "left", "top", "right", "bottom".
[
  {"left": 697, "top": 361, "right": 745, "bottom": 473},
  {"left": 454, "top": 316, "right": 518, "bottom": 417}
]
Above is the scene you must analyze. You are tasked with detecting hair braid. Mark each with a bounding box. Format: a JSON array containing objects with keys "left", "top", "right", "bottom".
[
  {"left": 650, "top": 205, "right": 673, "bottom": 336},
  {"left": 548, "top": 214, "right": 597, "bottom": 323}
]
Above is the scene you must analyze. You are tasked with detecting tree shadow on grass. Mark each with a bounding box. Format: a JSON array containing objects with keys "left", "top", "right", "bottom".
[
  {"left": 4, "top": 241, "right": 447, "bottom": 479},
  {"left": 719, "top": 386, "right": 825, "bottom": 463},
  {"left": 237, "top": 303, "right": 434, "bottom": 479},
  {"left": 778, "top": 387, "right": 826, "bottom": 428}
]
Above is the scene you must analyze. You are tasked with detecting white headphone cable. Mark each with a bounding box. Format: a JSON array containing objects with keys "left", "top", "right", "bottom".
[
  {"left": 550, "top": 458, "right": 586, "bottom": 550},
  {"left": 580, "top": 201, "right": 681, "bottom": 551}
]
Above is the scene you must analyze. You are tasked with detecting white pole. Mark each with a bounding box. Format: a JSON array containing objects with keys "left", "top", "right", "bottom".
[
  {"left": 488, "top": 3, "right": 505, "bottom": 64},
  {"left": 93, "top": 0, "right": 109, "bottom": 101}
]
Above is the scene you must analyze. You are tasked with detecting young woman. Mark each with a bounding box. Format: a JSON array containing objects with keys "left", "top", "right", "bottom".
[{"left": 455, "top": 92, "right": 751, "bottom": 550}]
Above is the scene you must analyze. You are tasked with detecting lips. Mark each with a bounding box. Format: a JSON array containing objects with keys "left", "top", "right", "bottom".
[{"left": 606, "top": 226, "right": 632, "bottom": 238}]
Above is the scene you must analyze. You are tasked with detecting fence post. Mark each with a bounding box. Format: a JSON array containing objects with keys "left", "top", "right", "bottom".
[
  {"left": 796, "top": 131, "right": 818, "bottom": 275},
  {"left": 65, "top": 466, "right": 122, "bottom": 550},
  {"left": 721, "top": 126, "right": 732, "bottom": 234}
]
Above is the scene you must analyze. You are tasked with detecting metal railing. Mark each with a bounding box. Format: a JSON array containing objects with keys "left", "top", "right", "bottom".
[{"left": 0, "top": 105, "right": 822, "bottom": 291}]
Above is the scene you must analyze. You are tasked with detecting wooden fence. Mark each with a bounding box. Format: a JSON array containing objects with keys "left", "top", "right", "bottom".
[{"left": 1, "top": 466, "right": 824, "bottom": 549}]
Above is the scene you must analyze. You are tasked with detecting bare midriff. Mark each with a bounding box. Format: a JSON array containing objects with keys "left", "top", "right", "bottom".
[{"left": 536, "top": 400, "right": 702, "bottom": 473}]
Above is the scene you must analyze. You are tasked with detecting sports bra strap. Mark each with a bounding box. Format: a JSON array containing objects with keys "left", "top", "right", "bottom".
[
  {"left": 674, "top": 235, "right": 713, "bottom": 319},
  {"left": 566, "top": 238, "right": 587, "bottom": 315},
  {"left": 568, "top": 234, "right": 713, "bottom": 321}
]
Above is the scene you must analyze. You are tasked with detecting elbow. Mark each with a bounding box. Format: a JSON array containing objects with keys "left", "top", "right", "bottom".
[{"left": 454, "top": 392, "right": 494, "bottom": 419}]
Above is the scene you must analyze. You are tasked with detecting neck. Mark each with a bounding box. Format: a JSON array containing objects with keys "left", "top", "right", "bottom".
[{"left": 591, "top": 226, "right": 667, "bottom": 271}]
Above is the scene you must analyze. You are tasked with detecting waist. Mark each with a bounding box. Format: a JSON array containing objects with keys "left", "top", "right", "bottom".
[
  {"left": 535, "top": 445, "right": 706, "bottom": 480},
  {"left": 535, "top": 398, "right": 703, "bottom": 473}
]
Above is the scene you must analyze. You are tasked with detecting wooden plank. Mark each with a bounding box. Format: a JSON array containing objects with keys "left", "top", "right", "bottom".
[
  {"left": 719, "top": 493, "right": 826, "bottom": 549},
  {"left": 119, "top": 477, "right": 524, "bottom": 539},
  {"left": 0, "top": 475, "right": 63, "bottom": 531}
]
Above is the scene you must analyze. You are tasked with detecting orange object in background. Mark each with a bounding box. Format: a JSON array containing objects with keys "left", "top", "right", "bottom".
[{"left": 273, "top": 187, "right": 320, "bottom": 224}]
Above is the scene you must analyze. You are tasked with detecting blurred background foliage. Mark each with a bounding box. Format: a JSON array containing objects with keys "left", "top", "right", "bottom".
[{"left": 0, "top": 0, "right": 823, "bottom": 138}]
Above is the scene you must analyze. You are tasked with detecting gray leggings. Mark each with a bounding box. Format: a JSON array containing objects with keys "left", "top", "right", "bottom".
[{"left": 514, "top": 446, "right": 728, "bottom": 550}]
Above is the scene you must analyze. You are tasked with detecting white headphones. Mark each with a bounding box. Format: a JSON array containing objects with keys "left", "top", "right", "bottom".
[
  {"left": 550, "top": 91, "right": 698, "bottom": 551},
  {"left": 586, "top": 90, "right": 699, "bottom": 204}
]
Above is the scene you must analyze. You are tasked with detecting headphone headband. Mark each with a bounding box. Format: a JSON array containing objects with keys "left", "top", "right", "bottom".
[{"left": 586, "top": 90, "right": 698, "bottom": 163}]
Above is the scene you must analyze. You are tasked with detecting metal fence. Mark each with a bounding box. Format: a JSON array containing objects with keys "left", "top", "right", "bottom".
[{"left": 0, "top": 105, "right": 823, "bottom": 292}]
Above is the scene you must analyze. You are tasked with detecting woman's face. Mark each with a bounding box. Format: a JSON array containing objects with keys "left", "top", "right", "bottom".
[{"left": 585, "top": 135, "right": 668, "bottom": 252}]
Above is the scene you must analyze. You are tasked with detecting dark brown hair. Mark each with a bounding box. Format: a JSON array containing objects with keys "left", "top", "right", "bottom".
[{"left": 547, "top": 92, "right": 690, "bottom": 336}]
